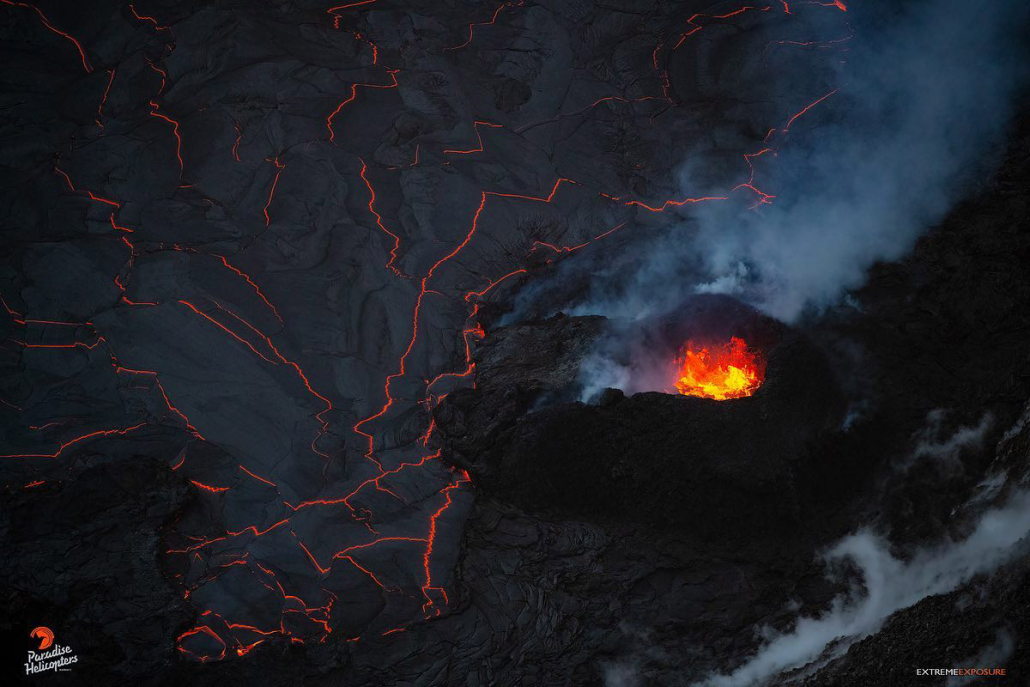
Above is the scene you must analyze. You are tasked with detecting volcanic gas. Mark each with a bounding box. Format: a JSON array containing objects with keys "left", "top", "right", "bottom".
[{"left": 673, "top": 337, "right": 766, "bottom": 400}]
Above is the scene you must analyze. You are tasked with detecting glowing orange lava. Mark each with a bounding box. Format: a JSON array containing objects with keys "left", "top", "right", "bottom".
[{"left": 673, "top": 337, "right": 765, "bottom": 400}]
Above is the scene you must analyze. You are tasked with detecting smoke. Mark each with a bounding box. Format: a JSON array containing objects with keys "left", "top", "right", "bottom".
[
  {"left": 692, "top": 488, "right": 1030, "bottom": 687},
  {"left": 576, "top": 337, "right": 678, "bottom": 401},
  {"left": 602, "top": 661, "right": 643, "bottom": 687},
  {"left": 999, "top": 399, "right": 1030, "bottom": 445},
  {"left": 902, "top": 409, "right": 994, "bottom": 470},
  {"left": 578, "top": 352, "right": 633, "bottom": 402},
  {"left": 550, "top": 0, "right": 1030, "bottom": 324}
]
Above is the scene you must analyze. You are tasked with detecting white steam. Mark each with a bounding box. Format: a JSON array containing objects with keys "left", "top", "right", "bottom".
[
  {"left": 602, "top": 660, "right": 643, "bottom": 687},
  {"left": 693, "top": 489, "right": 1030, "bottom": 687},
  {"left": 576, "top": 346, "right": 678, "bottom": 402},
  {"left": 901, "top": 409, "right": 993, "bottom": 470},
  {"left": 560, "top": 0, "right": 1029, "bottom": 324},
  {"left": 692, "top": 0, "right": 1029, "bottom": 321}
]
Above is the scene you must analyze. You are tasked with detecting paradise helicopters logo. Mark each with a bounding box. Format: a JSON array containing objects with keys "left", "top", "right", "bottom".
[{"left": 25, "top": 626, "right": 78, "bottom": 675}]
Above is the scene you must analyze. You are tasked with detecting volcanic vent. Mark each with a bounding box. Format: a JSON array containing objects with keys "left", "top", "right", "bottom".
[
  {"left": 653, "top": 296, "right": 781, "bottom": 400},
  {"left": 574, "top": 295, "right": 782, "bottom": 401},
  {"left": 434, "top": 295, "right": 848, "bottom": 539}
]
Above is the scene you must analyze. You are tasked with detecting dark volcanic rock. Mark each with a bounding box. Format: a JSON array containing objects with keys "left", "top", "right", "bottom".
[
  {"left": 474, "top": 313, "right": 608, "bottom": 396},
  {"left": 0, "top": 457, "right": 190, "bottom": 682}
]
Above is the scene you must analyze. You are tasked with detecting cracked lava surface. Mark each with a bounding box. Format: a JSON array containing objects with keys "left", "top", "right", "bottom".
[{"left": 1, "top": 0, "right": 851, "bottom": 674}]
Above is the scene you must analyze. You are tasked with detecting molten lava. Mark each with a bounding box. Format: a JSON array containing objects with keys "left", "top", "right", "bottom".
[{"left": 674, "top": 337, "right": 765, "bottom": 400}]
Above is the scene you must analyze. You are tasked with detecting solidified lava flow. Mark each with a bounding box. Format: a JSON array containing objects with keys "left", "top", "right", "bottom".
[
  {"left": 673, "top": 337, "right": 766, "bottom": 400},
  {"left": 0, "top": 0, "right": 854, "bottom": 672}
]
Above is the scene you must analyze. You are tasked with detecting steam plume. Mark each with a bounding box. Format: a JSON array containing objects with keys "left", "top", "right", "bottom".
[
  {"left": 540, "top": 0, "right": 1030, "bottom": 323},
  {"left": 692, "top": 488, "right": 1030, "bottom": 687}
]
